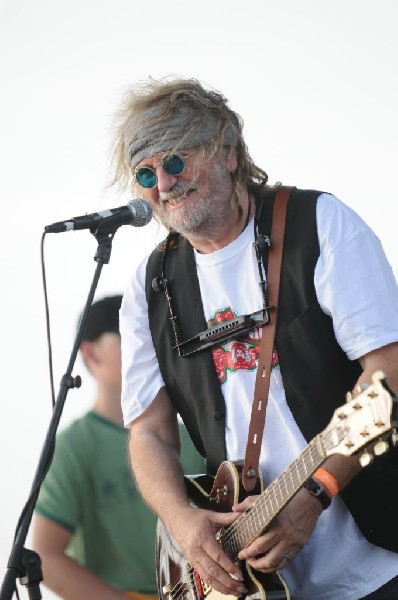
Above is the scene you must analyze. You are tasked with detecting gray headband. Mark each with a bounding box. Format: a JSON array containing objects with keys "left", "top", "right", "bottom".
[{"left": 124, "top": 104, "right": 238, "bottom": 170}]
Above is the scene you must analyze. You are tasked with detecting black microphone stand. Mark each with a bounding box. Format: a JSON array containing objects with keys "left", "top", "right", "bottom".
[{"left": 1, "top": 221, "right": 121, "bottom": 600}]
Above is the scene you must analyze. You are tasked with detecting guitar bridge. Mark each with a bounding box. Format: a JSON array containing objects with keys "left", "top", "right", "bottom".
[
  {"left": 162, "top": 568, "right": 211, "bottom": 600},
  {"left": 191, "top": 569, "right": 211, "bottom": 599}
]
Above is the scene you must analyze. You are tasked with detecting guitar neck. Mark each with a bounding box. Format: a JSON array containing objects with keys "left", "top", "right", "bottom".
[{"left": 220, "top": 435, "right": 327, "bottom": 560}]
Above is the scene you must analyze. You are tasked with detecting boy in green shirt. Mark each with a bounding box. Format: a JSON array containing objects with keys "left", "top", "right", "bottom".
[{"left": 33, "top": 295, "right": 205, "bottom": 599}]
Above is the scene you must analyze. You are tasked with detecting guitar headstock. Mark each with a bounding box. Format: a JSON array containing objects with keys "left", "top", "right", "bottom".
[{"left": 322, "top": 371, "right": 396, "bottom": 465}]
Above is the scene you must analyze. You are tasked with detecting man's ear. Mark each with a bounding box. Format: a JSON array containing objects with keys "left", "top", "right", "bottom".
[{"left": 80, "top": 340, "right": 99, "bottom": 367}]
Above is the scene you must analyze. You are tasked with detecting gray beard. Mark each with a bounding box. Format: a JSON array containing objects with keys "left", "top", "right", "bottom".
[
  {"left": 157, "top": 196, "right": 228, "bottom": 239},
  {"left": 156, "top": 166, "right": 233, "bottom": 240}
]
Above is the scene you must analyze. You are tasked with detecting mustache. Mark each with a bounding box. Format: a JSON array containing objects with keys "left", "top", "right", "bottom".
[{"left": 159, "top": 181, "right": 198, "bottom": 202}]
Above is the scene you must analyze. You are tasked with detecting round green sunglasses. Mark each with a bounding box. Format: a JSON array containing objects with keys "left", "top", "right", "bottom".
[{"left": 134, "top": 153, "right": 186, "bottom": 189}]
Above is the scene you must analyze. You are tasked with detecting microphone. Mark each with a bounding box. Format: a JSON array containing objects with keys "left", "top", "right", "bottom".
[{"left": 45, "top": 199, "right": 152, "bottom": 233}]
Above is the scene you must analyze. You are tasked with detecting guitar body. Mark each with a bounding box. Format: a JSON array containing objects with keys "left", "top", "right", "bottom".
[{"left": 156, "top": 462, "right": 290, "bottom": 600}]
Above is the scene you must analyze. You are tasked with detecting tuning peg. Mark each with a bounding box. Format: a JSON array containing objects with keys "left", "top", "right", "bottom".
[
  {"left": 346, "top": 391, "right": 353, "bottom": 403},
  {"left": 373, "top": 441, "right": 389, "bottom": 456},
  {"left": 356, "top": 383, "right": 369, "bottom": 394},
  {"left": 359, "top": 452, "right": 373, "bottom": 467},
  {"left": 372, "top": 370, "right": 386, "bottom": 383},
  {"left": 391, "top": 430, "right": 398, "bottom": 447}
]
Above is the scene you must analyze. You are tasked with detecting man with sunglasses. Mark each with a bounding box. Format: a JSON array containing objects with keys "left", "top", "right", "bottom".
[{"left": 114, "top": 78, "right": 398, "bottom": 600}]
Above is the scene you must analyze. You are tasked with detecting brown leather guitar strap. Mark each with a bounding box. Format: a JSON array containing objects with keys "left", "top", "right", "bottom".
[{"left": 242, "top": 186, "right": 292, "bottom": 492}]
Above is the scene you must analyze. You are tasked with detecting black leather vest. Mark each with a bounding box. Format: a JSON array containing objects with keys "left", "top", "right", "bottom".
[{"left": 145, "top": 187, "right": 398, "bottom": 551}]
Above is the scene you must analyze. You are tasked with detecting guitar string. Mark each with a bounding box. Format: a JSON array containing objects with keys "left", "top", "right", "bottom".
[
  {"left": 166, "top": 430, "right": 334, "bottom": 598},
  {"left": 168, "top": 565, "right": 198, "bottom": 600},
  {"left": 224, "top": 439, "right": 325, "bottom": 554}
]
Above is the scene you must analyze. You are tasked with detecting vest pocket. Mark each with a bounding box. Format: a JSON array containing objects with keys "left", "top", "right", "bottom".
[{"left": 286, "top": 302, "right": 329, "bottom": 339}]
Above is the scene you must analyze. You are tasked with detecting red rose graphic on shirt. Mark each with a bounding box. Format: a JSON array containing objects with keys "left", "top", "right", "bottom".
[{"left": 208, "top": 307, "right": 279, "bottom": 385}]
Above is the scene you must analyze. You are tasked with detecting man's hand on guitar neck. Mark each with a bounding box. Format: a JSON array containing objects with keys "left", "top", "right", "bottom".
[
  {"left": 168, "top": 505, "right": 248, "bottom": 597},
  {"left": 235, "top": 488, "right": 323, "bottom": 572},
  {"left": 235, "top": 346, "right": 398, "bottom": 575}
]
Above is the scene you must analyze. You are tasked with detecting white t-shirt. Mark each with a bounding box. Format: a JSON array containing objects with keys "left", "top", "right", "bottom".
[{"left": 120, "top": 193, "right": 398, "bottom": 600}]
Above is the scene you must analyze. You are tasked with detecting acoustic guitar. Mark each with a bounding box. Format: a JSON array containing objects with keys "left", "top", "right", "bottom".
[{"left": 156, "top": 371, "right": 396, "bottom": 600}]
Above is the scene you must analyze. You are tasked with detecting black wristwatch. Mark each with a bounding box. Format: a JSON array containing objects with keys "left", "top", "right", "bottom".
[{"left": 303, "top": 477, "right": 332, "bottom": 510}]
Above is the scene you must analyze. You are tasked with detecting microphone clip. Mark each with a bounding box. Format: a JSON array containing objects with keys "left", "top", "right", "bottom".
[
  {"left": 152, "top": 277, "right": 165, "bottom": 293},
  {"left": 255, "top": 234, "right": 270, "bottom": 252}
]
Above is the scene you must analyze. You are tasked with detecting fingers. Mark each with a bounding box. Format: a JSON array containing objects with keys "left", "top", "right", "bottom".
[
  {"left": 193, "top": 539, "right": 248, "bottom": 596},
  {"left": 281, "top": 553, "right": 294, "bottom": 567},
  {"left": 233, "top": 495, "right": 258, "bottom": 513},
  {"left": 238, "top": 527, "right": 298, "bottom": 572},
  {"left": 210, "top": 509, "right": 240, "bottom": 528},
  {"left": 250, "top": 550, "right": 296, "bottom": 572},
  {"left": 177, "top": 509, "right": 248, "bottom": 596},
  {"left": 245, "top": 545, "right": 298, "bottom": 573}
]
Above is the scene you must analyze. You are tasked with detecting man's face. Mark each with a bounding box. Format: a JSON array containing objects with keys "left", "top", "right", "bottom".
[
  {"left": 82, "top": 332, "right": 122, "bottom": 387},
  {"left": 133, "top": 147, "right": 236, "bottom": 239}
]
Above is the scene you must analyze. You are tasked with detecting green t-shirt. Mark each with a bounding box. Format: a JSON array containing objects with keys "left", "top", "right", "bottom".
[{"left": 35, "top": 412, "right": 205, "bottom": 593}]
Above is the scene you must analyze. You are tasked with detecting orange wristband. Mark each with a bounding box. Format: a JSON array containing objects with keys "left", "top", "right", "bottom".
[{"left": 313, "top": 468, "right": 339, "bottom": 497}]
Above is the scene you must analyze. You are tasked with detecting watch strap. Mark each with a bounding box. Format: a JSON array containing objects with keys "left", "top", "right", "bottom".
[{"left": 303, "top": 477, "right": 332, "bottom": 510}]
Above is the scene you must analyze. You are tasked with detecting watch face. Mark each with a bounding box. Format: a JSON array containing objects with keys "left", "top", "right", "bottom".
[
  {"left": 304, "top": 478, "right": 331, "bottom": 509},
  {"left": 310, "top": 480, "right": 322, "bottom": 494}
]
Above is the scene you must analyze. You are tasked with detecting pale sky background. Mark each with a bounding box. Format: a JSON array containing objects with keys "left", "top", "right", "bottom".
[{"left": 0, "top": 1, "right": 397, "bottom": 598}]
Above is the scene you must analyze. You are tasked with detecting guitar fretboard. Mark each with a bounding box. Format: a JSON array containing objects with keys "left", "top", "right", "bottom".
[{"left": 220, "top": 434, "right": 327, "bottom": 560}]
